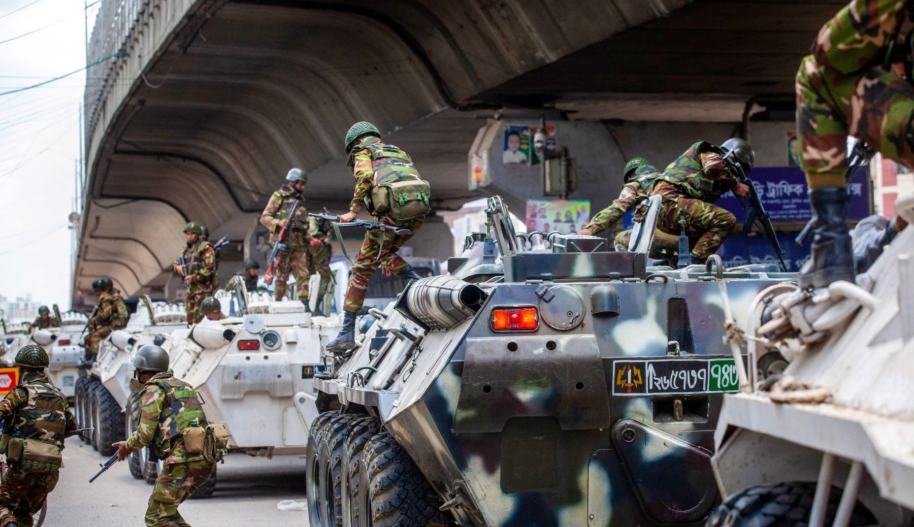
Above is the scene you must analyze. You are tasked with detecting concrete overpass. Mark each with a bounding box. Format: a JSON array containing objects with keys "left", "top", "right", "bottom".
[{"left": 75, "top": 0, "right": 844, "bottom": 305}]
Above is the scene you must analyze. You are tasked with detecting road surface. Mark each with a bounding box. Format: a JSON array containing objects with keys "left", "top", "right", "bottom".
[{"left": 46, "top": 437, "right": 309, "bottom": 526}]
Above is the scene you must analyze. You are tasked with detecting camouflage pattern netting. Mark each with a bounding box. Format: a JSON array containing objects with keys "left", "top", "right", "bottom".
[
  {"left": 344, "top": 121, "right": 380, "bottom": 152},
  {"left": 796, "top": 0, "right": 914, "bottom": 188},
  {"left": 14, "top": 345, "right": 49, "bottom": 368}
]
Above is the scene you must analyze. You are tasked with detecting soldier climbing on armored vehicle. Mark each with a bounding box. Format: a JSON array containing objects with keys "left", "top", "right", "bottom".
[
  {"left": 580, "top": 157, "right": 662, "bottom": 249},
  {"left": 83, "top": 277, "right": 128, "bottom": 363}
]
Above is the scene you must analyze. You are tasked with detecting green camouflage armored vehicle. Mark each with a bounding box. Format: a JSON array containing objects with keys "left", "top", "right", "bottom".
[{"left": 305, "top": 196, "right": 793, "bottom": 527}]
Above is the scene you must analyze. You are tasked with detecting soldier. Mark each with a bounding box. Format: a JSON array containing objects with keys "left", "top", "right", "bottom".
[
  {"left": 307, "top": 216, "right": 334, "bottom": 317},
  {"left": 259, "top": 168, "right": 312, "bottom": 310},
  {"left": 83, "top": 278, "right": 128, "bottom": 362},
  {"left": 796, "top": 0, "right": 914, "bottom": 287},
  {"left": 113, "top": 345, "right": 215, "bottom": 527},
  {"left": 0, "top": 345, "right": 77, "bottom": 527},
  {"left": 645, "top": 139, "right": 753, "bottom": 262},
  {"left": 240, "top": 259, "right": 261, "bottom": 293},
  {"left": 327, "top": 122, "right": 427, "bottom": 351},
  {"left": 201, "top": 297, "right": 227, "bottom": 321},
  {"left": 28, "top": 307, "right": 59, "bottom": 333},
  {"left": 580, "top": 158, "right": 663, "bottom": 248},
  {"left": 174, "top": 222, "right": 216, "bottom": 325}
]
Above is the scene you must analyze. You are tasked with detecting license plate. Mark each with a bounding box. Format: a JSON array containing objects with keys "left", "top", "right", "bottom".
[{"left": 612, "top": 358, "right": 740, "bottom": 395}]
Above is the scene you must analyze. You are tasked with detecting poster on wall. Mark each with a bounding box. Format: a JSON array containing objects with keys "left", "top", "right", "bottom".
[
  {"left": 503, "top": 125, "right": 557, "bottom": 165},
  {"left": 525, "top": 199, "right": 590, "bottom": 235},
  {"left": 786, "top": 130, "right": 800, "bottom": 167}
]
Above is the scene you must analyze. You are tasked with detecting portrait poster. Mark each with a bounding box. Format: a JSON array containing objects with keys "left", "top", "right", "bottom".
[{"left": 524, "top": 199, "right": 591, "bottom": 235}]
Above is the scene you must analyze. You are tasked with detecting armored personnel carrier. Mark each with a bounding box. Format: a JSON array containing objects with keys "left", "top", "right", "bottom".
[
  {"left": 0, "top": 320, "right": 30, "bottom": 366},
  {"left": 304, "top": 196, "right": 793, "bottom": 527},
  {"left": 76, "top": 285, "right": 340, "bottom": 497},
  {"left": 709, "top": 196, "right": 914, "bottom": 527},
  {"left": 29, "top": 309, "right": 88, "bottom": 398}
]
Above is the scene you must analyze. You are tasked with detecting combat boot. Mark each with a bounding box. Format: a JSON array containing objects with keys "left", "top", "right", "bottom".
[
  {"left": 301, "top": 300, "right": 312, "bottom": 314},
  {"left": 798, "top": 187, "right": 855, "bottom": 288},
  {"left": 326, "top": 312, "right": 357, "bottom": 352},
  {"left": 400, "top": 265, "right": 422, "bottom": 282},
  {"left": 312, "top": 296, "right": 325, "bottom": 318}
]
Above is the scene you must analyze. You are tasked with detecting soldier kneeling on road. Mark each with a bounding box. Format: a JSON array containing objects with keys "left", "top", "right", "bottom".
[
  {"left": 0, "top": 345, "right": 77, "bottom": 527},
  {"left": 113, "top": 345, "right": 215, "bottom": 527}
]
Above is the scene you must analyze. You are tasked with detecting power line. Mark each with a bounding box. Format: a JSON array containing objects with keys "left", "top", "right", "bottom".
[
  {"left": 0, "top": 51, "right": 117, "bottom": 97},
  {"left": 0, "top": 0, "right": 41, "bottom": 20},
  {"left": 0, "top": 0, "right": 99, "bottom": 46}
]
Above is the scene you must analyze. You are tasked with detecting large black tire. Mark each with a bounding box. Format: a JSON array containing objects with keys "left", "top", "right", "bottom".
[
  {"left": 364, "top": 430, "right": 447, "bottom": 527},
  {"left": 88, "top": 382, "right": 99, "bottom": 451},
  {"left": 707, "top": 482, "right": 876, "bottom": 527},
  {"left": 319, "top": 414, "right": 361, "bottom": 527},
  {"left": 345, "top": 416, "right": 381, "bottom": 527},
  {"left": 73, "top": 377, "right": 92, "bottom": 444},
  {"left": 93, "top": 383, "right": 124, "bottom": 456},
  {"left": 306, "top": 412, "right": 337, "bottom": 527},
  {"left": 125, "top": 392, "right": 143, "bottom": 479},
  {"left": 189, "top": 466, "right": 217, "bottom": 499}
]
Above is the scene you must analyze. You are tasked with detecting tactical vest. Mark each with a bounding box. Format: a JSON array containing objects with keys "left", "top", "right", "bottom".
[
  {"left": 113, "top": 293, "right": 129, "bottom": 327},
  {"left": 150, "top": 376, "right": 207, "bottom": 458},
  {"left": 272, "top": 189, "right": 309, "bottom": 233},
  {"left": 661, "top": 141, "right": 725, "bottom": 202},
  {"left": 365, "top": 142, "right": 421, "bottom": 186},
  {"left": 10, "top": 376, "right": 69, "bottom": 449}
]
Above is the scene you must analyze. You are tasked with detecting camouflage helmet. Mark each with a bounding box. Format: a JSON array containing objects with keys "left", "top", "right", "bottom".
[
  {"left": 38, "top": 306, "right": 49, "bottom": 315},
  {"left": 184, "top": 222, "right": 203, "bottom": 235},
  {"left": 623, "top": 157, "right": 651, "bottom": 181},
  {"left": 200, "top": 225, "right": 209, "bottom": 240},
  {"left": 286, "top": 168, "right": 307, "bottom": 184},
  {"left": 201, "top": 297, "right": 221, "bottom": 314},
  {"left": 134, "top": 345, "right": 169, "bottom": 373},
  {"left": 720, "top": 138, "right": 755, "bottom": 173},
  {"left": 344, "top": 121, "right": 380, "bottom": 153},
  {"left": 15, "top": 344, "right": 49, "bottom": 368},
  {"left": 244, "top": 259, "right": 260, "bottom": 270}
]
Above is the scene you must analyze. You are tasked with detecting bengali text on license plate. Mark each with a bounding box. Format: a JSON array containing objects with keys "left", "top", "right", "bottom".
[{"left": 612, "top": 358, "right": 739, "bottom": 395}]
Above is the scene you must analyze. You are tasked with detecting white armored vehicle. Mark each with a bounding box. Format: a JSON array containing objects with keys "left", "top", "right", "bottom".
[
  {"left": 709, "top": 196, "right": 914, "bottom": 527},
  {"left": 29, "top": 310, "right": 89, "bottom": 398},
  {"left": 0, "top": 320, "right": 30, "bottom": 367}
]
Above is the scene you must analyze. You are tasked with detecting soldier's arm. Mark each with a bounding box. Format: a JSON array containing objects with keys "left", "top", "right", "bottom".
[
  {"left": 95, "top": 296, "right": 114, "bottom": 323},
  {"left": 700, "top": 152, "right": 737, "bottom": 190},
  {"left": 124, "top": 387, "right": 164, "bottom": 451},
  {"left": 349, "top": 148, "right": 374, "bottom": 214},
  {"left": 259, "top": 193, "right": 283, "bottom": 232},
  {"left": 0, "top": 387, "right": 27, "bottom": 419},
  {"left": 584, "top": 183, "right": 640, "bottom": 234},
  {"left": 190, "top": 246, "right": 216, "bottom": 285},
  {"left": 813, "top": 0, "right": 906, "bottom": 75}
]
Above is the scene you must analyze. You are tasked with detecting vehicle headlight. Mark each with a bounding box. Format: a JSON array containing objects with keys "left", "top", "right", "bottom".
[{"left": 261, "top": 330, "right": 281, "bottom": 351}]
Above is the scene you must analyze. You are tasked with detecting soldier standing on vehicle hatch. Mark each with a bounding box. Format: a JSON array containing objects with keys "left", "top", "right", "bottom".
[
  {"left": 0, "top": 345, "right": 76, "bottom": 527},
  {"left": 173, "top": 222, "right": 217, "bottom": 325},
  {"left": 239, "top": 259, "right": 261, "bottom": 293},
  {"left": 113, "top": 345, "right": 215, "bottom": 527},
  {"left": 580, "top": 158, "right": 663, "bottom": 248},
  {"left": 796, "top": 0, "right": 914, "bottom": 287},
  {"left": 28, "top": 307, "right": 58, "bottom": 333},
  {"left": 326, "top": 122, "right": 427, "bottom": 352},
  {"left": 647, "top": 139, "right": 753, "bottom": 263},
  {"left": 259, "top": 169, "right": 312, "bottom": 310},
  {"left": 83, "top": 277, "right": 128, "bottom": 363}
]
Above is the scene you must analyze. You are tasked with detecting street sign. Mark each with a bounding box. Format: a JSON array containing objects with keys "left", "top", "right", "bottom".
[{"left": 0, "top": 368, "right": 19, "bottom": 396}]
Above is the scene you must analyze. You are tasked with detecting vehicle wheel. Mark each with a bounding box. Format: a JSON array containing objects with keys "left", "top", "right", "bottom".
[
  {"left": 706, "top": 482, "right": 876, "bottom": 527},
  {"left": 93, "top": 384, "right": 124, "bottom": 456},
  {"left": 306, "top": 412, "right": 337, "bottom": 527},
  {"left": 345, "top": 416, "right": 381, "bottom": 527},
  {"left": 364, "top": 430, "right": 447, "bottom": 527},
  {"left": 88, "top": 383, "right": 99, "bottom": 451},
  {"left": 319, "top": 414, "right": 361, "bottom": 527},
  {"left": 189, "top": 466, "right": 217, "bottom": 499},
  {"left": 125, "top": 392, "right": 143, "bottom": 479},
  {"left": 141, "top": 447, "right": 160, "bottom": 484},
  {"left": 757, "top": 352, "right": 788, "bottom": 380},
  {"left": 74, "top": 377, "right": 91, "bottom": 443}
]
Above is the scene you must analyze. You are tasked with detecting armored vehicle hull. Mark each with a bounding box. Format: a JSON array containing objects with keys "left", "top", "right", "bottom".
[
  {"left": 29, "top": 311, "right": 89, "bottom": 398},
  {"left": 306, "top": 197, "right": 794, "bottom": 527}
]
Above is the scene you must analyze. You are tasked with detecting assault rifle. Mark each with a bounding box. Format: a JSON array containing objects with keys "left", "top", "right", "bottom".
[
  {"left": 177, "top": 256, "right": 189, "bottom": 279},
  {"left": 80, "top": 303, "right": 100, "bottom": 340},
  {"left": 89, "top": 452, "right": 119, "bottom": 483},
  {"left": 308, "top": 212, "right": 410, "bottom": 265},
  {"left": 265, "top": 199, "right": 301, "bottom": 285},
  {"left": 723, "top": 156, "right": 788, "bottom": 271}
]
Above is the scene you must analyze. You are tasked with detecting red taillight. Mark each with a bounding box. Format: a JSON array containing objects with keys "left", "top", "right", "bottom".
[
  {"left": 238, "top": 340, "right": 260, "bottom": 351},
  {"left": 491, "top": 307, "right": 538, "bottom": 331},
  {"left": 58, "top": 340, "right": 70, "bottom": 346}
]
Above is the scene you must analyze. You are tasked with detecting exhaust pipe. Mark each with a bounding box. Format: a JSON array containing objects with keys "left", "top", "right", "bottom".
[{"left": 406, "top": 276, "right": 486, "bottom": 330}]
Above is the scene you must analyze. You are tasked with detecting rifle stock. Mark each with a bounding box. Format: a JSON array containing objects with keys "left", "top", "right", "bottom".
[{"left": 264, "top": 200, "right": 300, "bottom": 286}]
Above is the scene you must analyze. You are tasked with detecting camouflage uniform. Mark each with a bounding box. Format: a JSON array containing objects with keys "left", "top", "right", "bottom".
[
  {"left": 124, "top": 371, "right": 214, "bottom": 527},
  {"left": 260, "top": 184, "right": 311, "bottom": 301},
  {"left": 343, "top": 136, "right": 424, "bottom": 314},
  {"left": 28, "top": 316, "right": 58, "bottom": 331},
  {"left": 583, "top": 164, "right": 661, "bottom": 235},
  {"left": 0, "top": 370, "right": 76, "bottom": 527},
  {"left": 178, "top": 241, "right": 216, "bottom": 325},
  {"left": 84, "top": 290, "right": 129, "bottom": 358},
  {"left": 797, "top": 0, "right": 914, "bottom": 188},
  {"left": 307, "top": 217, "right": 333, "bottom": 300},
  {"left": 650, "top": 142, "right": 739, "bottom": 259}
]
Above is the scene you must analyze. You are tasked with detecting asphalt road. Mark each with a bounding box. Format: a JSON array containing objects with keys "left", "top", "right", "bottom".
[{"left": 46, "top": 437, "right": 309, "bottom": 526}]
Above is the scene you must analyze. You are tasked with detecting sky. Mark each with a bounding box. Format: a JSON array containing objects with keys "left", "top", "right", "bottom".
[{"left": 0, "top": 0, "right": 100, "bottom": 309}]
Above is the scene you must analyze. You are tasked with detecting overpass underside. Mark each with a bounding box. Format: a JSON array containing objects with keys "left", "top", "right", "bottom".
[{"left": 75, "top": 0, "right": 843, "bottom": 305}]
